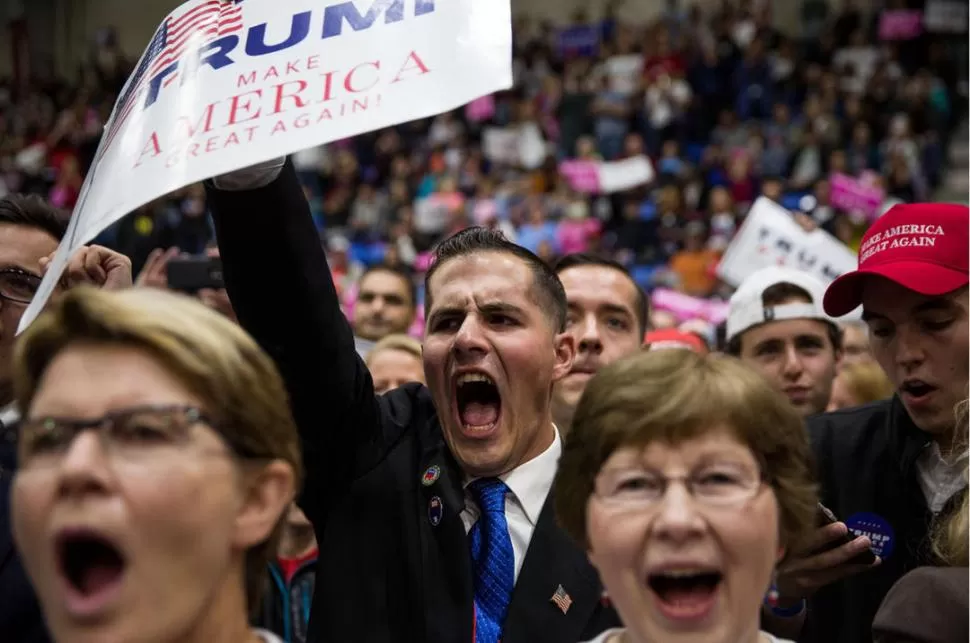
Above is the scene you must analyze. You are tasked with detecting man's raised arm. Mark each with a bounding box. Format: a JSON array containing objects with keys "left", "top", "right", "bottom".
[{"left": 205, "top": 157, "right": 381, "bottom": 524}]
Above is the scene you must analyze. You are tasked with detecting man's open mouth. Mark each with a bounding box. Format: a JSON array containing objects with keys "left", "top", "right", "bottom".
[
  {"left": 647, "top": 569, "right": 723, "bottom": 620},
  {"left": 56, "top": 528, "right": 127, "bottom": 602},
  {"left": 900, "top": 380, "right": 936, "bottom": 400},
  {"left": 455, "top": 372, "right": 501, "bottom": 432}
]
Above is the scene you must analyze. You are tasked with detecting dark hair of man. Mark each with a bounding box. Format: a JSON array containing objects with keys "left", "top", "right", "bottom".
[
  {"left": 552, "top": 253, "right": 649, "bottom": 336},
  {"left": 424, "top": 227, "right": 568, "bottom": 333},
  {"left": 726, "top": 282, "right": 843, "bottom": 355},
  {"left": 360, "top": 263, "right": 417, "bottom": 309},
  {"left": 0, "top": 194, "right": 68, "bottom": 241}
]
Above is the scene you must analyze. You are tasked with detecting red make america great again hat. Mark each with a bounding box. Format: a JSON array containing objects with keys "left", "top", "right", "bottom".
[{"left": 823, "top": 203, "right": 969, "bottom": 317}]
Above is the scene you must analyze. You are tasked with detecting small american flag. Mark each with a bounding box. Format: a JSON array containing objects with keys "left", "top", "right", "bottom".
[
  {"left": 100, "top": 0, "right": 245, "bottom": 155},
  {"left": 550, "top": 584, "right": 573, "bottom": 615}
]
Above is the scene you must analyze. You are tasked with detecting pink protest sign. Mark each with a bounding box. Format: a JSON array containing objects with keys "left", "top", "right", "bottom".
[
  {"left": 465, "top": 94, "right": 496, "bottom": 123},
  {"left": 559, "top": 160, "right": 600, "bottom": 193},
  {"left": 879, "top": 10, "right": 923, "bottom": 40},
  {"left": 829, "top": 172, "right": 885, "bottom": 221},
  {"left": 651, "top": 288, "right": 729, "bottom": 324},
  {"left": 413, "top": 252, "right": 434, "bottom": 272}
]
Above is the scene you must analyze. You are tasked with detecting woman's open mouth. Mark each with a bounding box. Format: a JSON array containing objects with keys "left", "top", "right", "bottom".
[
  {"left": 454, "top": 372, "right": 502, "bottom": 437},
  {"left": 647, "top": 569, "right": 723, "bottom": 622},
  {"left": 55, "top": 528, "right": 127, "bottom": 617}
]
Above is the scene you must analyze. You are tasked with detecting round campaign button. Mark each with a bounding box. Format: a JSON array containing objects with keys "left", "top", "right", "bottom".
[{"left": 844, "top": 512, "right": 895, "bottom": 560}]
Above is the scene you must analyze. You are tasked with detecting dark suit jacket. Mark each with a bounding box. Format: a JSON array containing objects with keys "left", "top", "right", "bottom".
[
  {"left": 206, "top": 160, "right": 619, "bottom": 643},
  {"left": 0, "top": 424, "right": 51, "bottom": 643}
]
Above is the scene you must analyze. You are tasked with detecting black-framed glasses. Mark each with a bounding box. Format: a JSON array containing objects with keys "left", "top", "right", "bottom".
[
  {"left": 593, "top": 463, "right": 767, "bottom": 509},
  {"left": 18, "top": 404, "right": 224, "bottom": 466},
  {"left": 0, "top": 268, "right": 42, "bottom": 305}
]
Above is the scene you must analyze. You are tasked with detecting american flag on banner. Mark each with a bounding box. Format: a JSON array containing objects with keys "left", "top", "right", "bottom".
[
  {"left": 100, "top": 0, "right": 245, "bottom": 155},
  {"left": 550, "top": 584, "right": 573, "bottom": 615}
]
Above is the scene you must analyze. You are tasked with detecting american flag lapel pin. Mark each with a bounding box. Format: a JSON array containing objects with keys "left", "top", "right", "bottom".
[{"left": 550, "top": 584, "right": 573, "bottom": 615}]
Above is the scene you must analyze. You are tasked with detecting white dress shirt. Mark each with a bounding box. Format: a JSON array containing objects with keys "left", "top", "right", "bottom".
[
  {"left": 460, "top": 427, "right": 561, "bottom": 581},
  {"left": 916, "top": 442, "right": 969, "bottom": 514}
]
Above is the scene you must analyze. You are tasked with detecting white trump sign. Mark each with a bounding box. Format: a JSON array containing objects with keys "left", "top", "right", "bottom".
[
  {"left": 19, "top": 0, "right": 513, "bottom": 332},
  {"left": 717, "top": 197, "right": 858, "bottom": 288}
]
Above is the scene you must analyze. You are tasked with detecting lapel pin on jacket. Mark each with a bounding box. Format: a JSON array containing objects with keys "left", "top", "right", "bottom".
[
  {"left": 428, "top": 495, "right": 443, "bottom": 526},
  {"left": 551, "top": 584, "right": 573, "bottom": 615},
  {"left": 422, "top": 464, "right": 441, "bottom": 486}
]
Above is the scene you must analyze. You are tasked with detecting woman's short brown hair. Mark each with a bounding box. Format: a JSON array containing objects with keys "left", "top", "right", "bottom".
[
  {"left": 555, "top": 349, "right": 817, "bottom": 555},
  {"left": 365, "top": 333, "right": 423, "bottom": 366},
  {"left": 838, "top": 361, "right": 894, "bottom": 406},
  {"left": 13, "top": 287, "right": 304, "bottom": 614}
]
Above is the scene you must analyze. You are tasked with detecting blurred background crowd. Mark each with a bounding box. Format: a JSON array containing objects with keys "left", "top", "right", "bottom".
[{"left": 0, "top": 0, "right": 967, "bottom": 344}]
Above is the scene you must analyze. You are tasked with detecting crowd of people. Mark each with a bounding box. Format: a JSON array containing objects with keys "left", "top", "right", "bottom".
[
  {"left": 0, "top": 1, "right": 967, "bottom": 643},
  {"left": 2, "top": 1, "right": 966, "bottom": 330}
]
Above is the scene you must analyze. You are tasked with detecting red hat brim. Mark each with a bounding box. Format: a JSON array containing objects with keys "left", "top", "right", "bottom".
[{"left": 823, "top": 261, "right": 969, "bottom": 317}]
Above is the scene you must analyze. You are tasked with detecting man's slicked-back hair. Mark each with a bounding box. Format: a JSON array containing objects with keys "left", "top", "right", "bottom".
[
  {"left": 424, "top": 227, "right": 568, "bottom": 332},
  {"left": 0, "top": 194, "right": 68, "bottom": 241},
  {"left": 553, "top": 253, "right": 649, "bottom": 336}
]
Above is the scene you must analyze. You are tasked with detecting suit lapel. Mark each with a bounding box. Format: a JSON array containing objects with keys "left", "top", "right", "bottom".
[
  {"left": 416, "top": 430, "right": 474, "bottom": 641},
  {"left": 502, "top": 490, "right": 604, "bottom": 643}
]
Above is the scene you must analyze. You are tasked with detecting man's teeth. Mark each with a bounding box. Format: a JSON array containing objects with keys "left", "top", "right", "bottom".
[{"left": 457, "top": 373, "right": 494, "bottom": 386}]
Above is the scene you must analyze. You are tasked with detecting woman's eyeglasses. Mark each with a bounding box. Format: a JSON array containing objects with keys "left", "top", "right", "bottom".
[
  {"left": 593, "top": 464, "right": 766, "bottom": 509},
  {"left": 0, "top": 268, "right": 42, "bottom": 305},
  {"left": 18, "top": 405, "right": 227, "bottom": 467}
]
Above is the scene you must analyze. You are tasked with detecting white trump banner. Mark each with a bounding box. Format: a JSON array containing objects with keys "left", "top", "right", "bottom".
[
  {"left": 19, "top": 0, "right": 513, "bottom": 332},
  {"left": 717, "top": 197, "right": 858, "bottom": 288}
]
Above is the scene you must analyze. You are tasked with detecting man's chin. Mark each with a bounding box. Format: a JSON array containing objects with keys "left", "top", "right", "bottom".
[{"left": 559, "top": 372, "right": 593, "bottom": 395}]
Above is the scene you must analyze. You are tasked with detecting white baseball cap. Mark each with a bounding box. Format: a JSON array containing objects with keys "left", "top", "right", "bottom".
[{"left": 726, "top": 267, "right": 833, "bottom": 343}]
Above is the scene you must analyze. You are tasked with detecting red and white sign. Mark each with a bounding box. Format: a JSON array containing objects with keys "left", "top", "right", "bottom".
[
  {"left": 558, "top": 155, "right": 655, "bottom": 194},
  {"left": 650, "top": 289, "right": 729, "bottom": 324},
  {"left": 20, "top": 0, "right": 513, "bottom": 331}
]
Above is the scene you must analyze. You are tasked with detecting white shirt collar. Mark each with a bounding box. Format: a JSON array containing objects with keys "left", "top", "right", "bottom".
[
  {"left": 465, "top": 425, "right": 561, "bottom": 527},
  {"left": 916, "top": 442, "right": 969, "bottom": 513}
]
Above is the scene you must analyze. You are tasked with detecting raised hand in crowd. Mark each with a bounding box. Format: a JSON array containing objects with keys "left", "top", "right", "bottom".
[
  {"left": 197, "top": 247, "right": 236, "bottom": 322},
  {"left": 134, "top": 246, "right": 180, "bottom": 289},
  {"left": 773, "top": 519, "right": 880, "bottom": 603},
  {"left": 40, "top": 245, "right": 133, "bottom": 291}
]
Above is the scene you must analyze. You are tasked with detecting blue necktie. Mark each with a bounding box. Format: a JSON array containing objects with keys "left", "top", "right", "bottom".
[{"left": 468, "top": 478, "right": 514, "bottom": 643}]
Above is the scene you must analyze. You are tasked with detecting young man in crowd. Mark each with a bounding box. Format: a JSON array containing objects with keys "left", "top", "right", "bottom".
[
  {"left": 0, "top": 194, "right": 133, "bottom": 643},
  {"left": 551, "top": 254, "right": 646, "bottom": 434},
  {"left": 352, "top": 265, "right": 416, "bottom": 357},
  {"left": 205, "top": 158, "right": 619, "bottom": 643},
  {"left": 764, "top": 203, "right": 969, "bottom": 643},
  {"left": 839, "top": 318, "right": 873, "bottom": 366},
  {"left": 725, "top": 266, "right": 842, "bottom": 417}
]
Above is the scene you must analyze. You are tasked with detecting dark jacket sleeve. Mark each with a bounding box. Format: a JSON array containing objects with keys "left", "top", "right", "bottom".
[{"left": 204, "top": 158, "right": 385, "bottom": 528}]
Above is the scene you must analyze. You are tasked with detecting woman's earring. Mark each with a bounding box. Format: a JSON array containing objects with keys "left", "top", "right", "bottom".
[{"left": 766, "top": 571, "right": 781, "bottom": 607}]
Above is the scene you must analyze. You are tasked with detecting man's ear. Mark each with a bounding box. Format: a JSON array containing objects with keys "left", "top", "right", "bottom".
[
  {"left": 552, "top": 331, "right": 576, "bottom": 383},
  {"left": 233, "top": 460, "right": 296, "bottom": 550}
]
